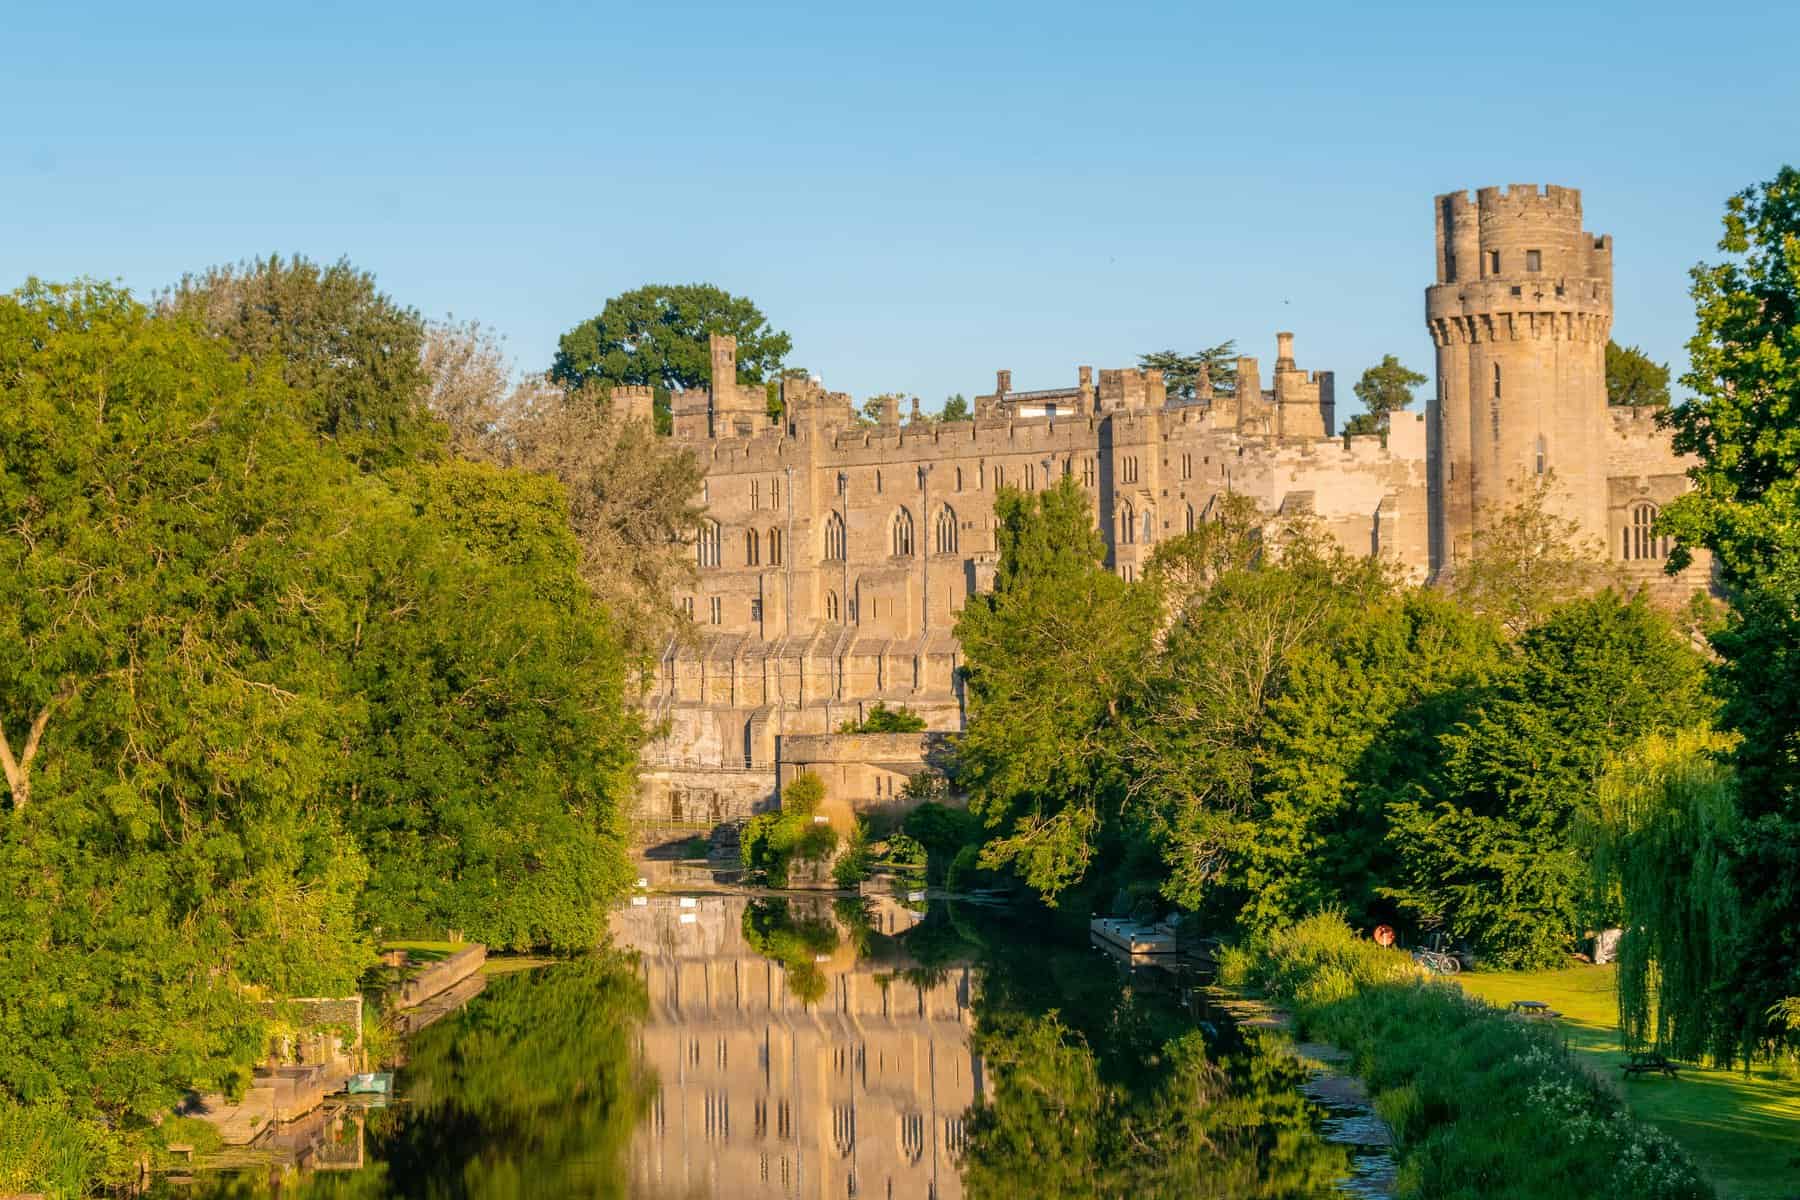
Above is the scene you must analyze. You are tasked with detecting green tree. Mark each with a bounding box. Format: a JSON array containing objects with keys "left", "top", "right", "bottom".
[
  {"left": 1606, "top": 340, "right": 1673, "bottom": 407},
  {"left": 161, "top": 255, "right": 441, "bottom": 469},
  {"left": 549, "top": 284, "right": 793, "bottom": 434},
  {"left": 1139, "top": 342, "right": 1238, "bottom": 401},
  {"left": 837, "top": 701, "right": 927, "bottom": 733},
  {"left": 0, "top": 281, "right": 377, "bottom": 1186},
  {"left": 941, "top": 393, "right": 971, "bottom": 421},
  {"left": 954, "top": 480, "right": 1155, "bottom": 899},
  {"left": 1245, "top": 591, "right": 1506, "bottom": 930},
  {"left": 1450, "top": 477, "right": 1614, "bottom": 637},
  {"left": 1659, "top": 166, "right": 1800, "bottom": 1056},
  {"left": 1342, "top": 354, "right": 1426, "bottom": 437},
  {"left": 1384, "top": 592, "right": 1713, "bottom": 967}
]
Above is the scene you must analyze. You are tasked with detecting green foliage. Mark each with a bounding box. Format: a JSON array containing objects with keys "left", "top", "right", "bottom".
[
  {"left": 0, "top": 1099, "right": 126, "bottom": 1200},
  {"left": 836, "top": 701, "right": 927, "bottom": 733},
  {"left": 1606, "top": 340, "right": 1673, "bottom": 407},
  {"left": 832, "top": 820, "right": 872, "bottom": 886},
  {"left": 954, "top": 479, "right": 1155, "bottom": 899},
  {"left": 0, "top": 279, "right": 645, "bottom": 1192},
  {"left": 1344, "top": 353, "right": 1426, "bottom": 436},
  {"left": 1246, "top": 591, "right": 1506, "bottom": 930},
  {"left": 1657, "top": 168, "right": 1800, "bottom": 1059},
  {"left": 1138, "top": 342, "right": 1238, "bottom": 400},
  {"left": 904, "top": 801, "right": 980, "bottom": 883},
  {"left": 161, "top": 255, "right": 442, "bottom": 469},
  {"left": 739, "top": 775, "right": 837, "bottom": 887},
  {"left": 549, "top": 284, "right": 792, "bottom": 433},
  {"left": 1226, "top": 915, "right": 1714, "bottom": 1200},
  {"left": 1592, "top": 730, "right": 1745, "bottom": 1062},
  {"left": 941, "top": 393, "right": 971, "bottom": 422},
  {"left": 1450, "top": 477, "right": 1614, "bottom": 638},
  {"left": 1385, "top": 592, "right": 1713, "bottom": 967}
]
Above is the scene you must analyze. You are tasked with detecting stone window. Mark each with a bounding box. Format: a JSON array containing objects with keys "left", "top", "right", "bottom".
[
  {"left": 825, "top": 590, "right": 840, "bottom": 621},
  {"left": 1120, "top": 499, "right": 1136, "bottom": 544},
  {"left": 770, "top": 476, "right": 781, "bottom": 508},
  {"left": 1526, "top": 249, "right": 1542, "bottom": 272},
  {"left": 1122, "top": 563, "right": 1135, "bottom": 583},
  {"left": 750, "top": 598, "right": 762, "bottom": 622},
  {"left": 994, "top": 465, "right": 1005, "bottom": 489},
  {"left": 697, "top": 520, "right": 722, "bottom": 568},
  {"left": 745, "top": 528, "right": 760, "bottom": 566},
  {"left": 1025, "top": 463, "right": 1036, "bottom": 490},
  {"left": 1142, "top": 509, "right": 1155, "bottom": 544},
  {"left": 1185, "top": 504, "right": 1196, "bottom": 534},
  {"left": 836, "top": 473, "right": 846, "bottom": 496},
  {"left": 892, "top": 507, "right": 915, "bottom": 557},
  {"left": 935, "top": 506, "right": 958, "bottom": 555},
  {"left": 701, "top": 480, "right": 709, "bottom": 503},
  {"left": 768, "top": 527, "right": 782, "bottom": 566},
  {"left": 955, "top": 466, "right": 964, "bottom": 492},
  {"left": 1493, "top": 363, "right": 1502, "bottom": 400},
  {"left": 1535, "top": 436, "right": 1547, "bottom": 477},
  {"left": 875, "top": 469, "right": 882, "bottom": 494},
  {"left": 1487, "top": 250, "right": 1501, "bottom": 275},
  {"left": 824, "top": 511, "right": 846, "bottom": 560},
  {"left": 1625, "top": 502, "right": 1669, "bottom": 561},
  {"left": 682, "top": 596, "right": 694, "bottom": 618},
  {"left": 1083, "top": 457, "right": 1096, "bottom": 488},
  {"left": 750, "top": 479, "right": 760, "bottom": 508},
  {"left": 1181, "top": 452, "right": 1192, "bottom": 480},
  {"left": 1122, "top": 455, "right": 1139, "bottom": 484},
  {"left": 709, "top": 597, "right": 722, "bottom": 625}
]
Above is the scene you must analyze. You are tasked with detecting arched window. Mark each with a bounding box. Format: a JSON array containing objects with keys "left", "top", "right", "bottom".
[
  {"left": 955, "top": 466, "right": 963, "bottom": 492},
  {"left": 824, "top": 511, "right": 846, "bottom": 561},
  {"left": 1120, "top": 500, "right": 1136, "bottom": 545},
  {"left": 934, "top": 506, "right": 958, "bottom": 555},
  {"left": 744, "top": 528, "right": 760, "bottom": 566},
  {"left": 1625, "top": 503, "right": 1668, "bottom": 561},
  {"left": 993, "top": 465, "right": 1004, "bottom": 488},
  {"left": 892, "top": 508, "right": 915, "bottom": 557},
  {"left": 770, "top": 476, "right": 780, "bottom": 508},
  {"left": 1025, "top": 463, "right": 1036, "bottom": 490},
  {"left": 768, "top": 527, "right": 782, "bottom": 566},
  {"left": 697, "top": 520, "right": 721, "bottom": 568},
  {"left": 1185, "top": 503, "right": 1196, "bottom": 534},
  {"left": 825, "top": 590, "right": 840, "bottom": 621},
  {"left": 750, "top": 479, "right": 761, "bottom": 509}
]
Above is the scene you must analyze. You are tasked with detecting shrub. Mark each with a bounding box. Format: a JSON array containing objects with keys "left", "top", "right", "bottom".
[
  {"left": 739, "top": 779, "right": 839, "bottom": 887},
  {"left": 837, "top": 702, "right": 928, "bottom": 733},
  {"left": 833, "top": 821, "right": 872, "bottom": 887},
  {"left": 1223, "top": 914, "right": 1715, "bottom": 1200}
]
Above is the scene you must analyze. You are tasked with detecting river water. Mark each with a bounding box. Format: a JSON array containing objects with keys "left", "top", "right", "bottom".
[{"left": 159, "top": 891, "right": 1392, "bottom": 1198}]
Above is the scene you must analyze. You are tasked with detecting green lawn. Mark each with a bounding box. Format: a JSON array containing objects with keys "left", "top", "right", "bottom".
[{"left": 1457, "top": 965, "right": 1800, "bottom": 1200}]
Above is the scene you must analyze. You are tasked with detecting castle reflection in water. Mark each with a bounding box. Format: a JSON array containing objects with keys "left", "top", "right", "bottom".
[{"left": 610, "top": 894, "right": 982, "bottom": 1200}]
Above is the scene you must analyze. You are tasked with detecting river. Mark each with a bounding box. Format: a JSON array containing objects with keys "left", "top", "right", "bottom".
[{"left": 155, "top": 890, "right": 1393, "bottom": 1198}]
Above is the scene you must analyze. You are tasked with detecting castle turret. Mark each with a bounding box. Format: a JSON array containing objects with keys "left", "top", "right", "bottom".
[{"left": 1427, "top": 184, "right": 1612, "bottom": 575}]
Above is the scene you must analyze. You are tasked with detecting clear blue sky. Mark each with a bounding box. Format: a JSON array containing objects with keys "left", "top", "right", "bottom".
[{"left": 5, "top": 1, "right": 1795, "bottom": 416}]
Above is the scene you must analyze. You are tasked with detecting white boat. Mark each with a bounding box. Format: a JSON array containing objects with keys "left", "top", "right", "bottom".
[{"left": 1089, "top": 917, "right": 1176, "bottom": 955}]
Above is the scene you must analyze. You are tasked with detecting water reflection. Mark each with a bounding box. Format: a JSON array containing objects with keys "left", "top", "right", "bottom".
[
  {"left": 159, "top": 893, "right": 1361, "bottom": 1198},
  {"left": 612, "top": 893, "right": 979, "bottom": 1200}
]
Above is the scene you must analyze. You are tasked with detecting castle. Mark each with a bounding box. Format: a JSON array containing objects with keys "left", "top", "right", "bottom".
[{"left": 639, "top": 184, "right": 1707, "bottom": 827}]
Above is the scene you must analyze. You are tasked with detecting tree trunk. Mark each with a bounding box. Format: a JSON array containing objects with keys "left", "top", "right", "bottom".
[{"left": 1, "top": 697, "right": 63, "bottom": 811}]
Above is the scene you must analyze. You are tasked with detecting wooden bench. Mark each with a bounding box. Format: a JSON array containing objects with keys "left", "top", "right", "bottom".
[
  {"left": 1621, "top": 1052, "right": 1679, "bottom": 1079},
  {"left": 1508, "top": 1000, "right": 1562, "bottom": 1019}
]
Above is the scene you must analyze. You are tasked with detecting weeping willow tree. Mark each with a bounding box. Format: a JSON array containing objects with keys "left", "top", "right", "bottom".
[{"left": 1592, "top": 729, "right": 1744, "bottom": 1063}]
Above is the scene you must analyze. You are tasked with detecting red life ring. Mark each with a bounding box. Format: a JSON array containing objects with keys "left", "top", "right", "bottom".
[{"left": 1373, "top": 924, "right": 1396, "bottom": 947}]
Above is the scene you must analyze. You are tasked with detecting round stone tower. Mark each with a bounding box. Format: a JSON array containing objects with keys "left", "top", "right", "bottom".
[{"left": 1426, "top": 184, "right": 1612, "bottom": 575}]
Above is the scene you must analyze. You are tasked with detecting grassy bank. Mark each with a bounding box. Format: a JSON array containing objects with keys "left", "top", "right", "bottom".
[
  {"left": 1457, "top": 966, "right": 1800, "bottom": 1200},
  {"left": 1218, "top": 914, "right": 1715, "bottom": 1200}
]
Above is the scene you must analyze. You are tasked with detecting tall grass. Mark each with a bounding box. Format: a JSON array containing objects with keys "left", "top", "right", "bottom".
[
  {"left": 1222, "top": 913, "right": 1715, "bottom": 1200},
  {"left": 0, "top": 1101, "right": 125, "bottom": 1200}
]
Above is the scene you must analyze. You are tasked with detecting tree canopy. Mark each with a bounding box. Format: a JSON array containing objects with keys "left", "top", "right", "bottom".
[
  {"left": 1343, "top": 354, "right": 1426, "bottom": 437},
  {"left": 549, "top": 284, "right": 793, "bottom": 433},
  {"left": 1139, "top": 343, "right": 1238, "bottom": 401},
  {"left": 1606, "top": 340, "right": 1673, "bottom": 407}
]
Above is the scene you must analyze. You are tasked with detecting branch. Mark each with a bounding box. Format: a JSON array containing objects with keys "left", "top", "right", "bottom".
[{"left": 1, "top": 687, "right": 73, "bottom": 811}]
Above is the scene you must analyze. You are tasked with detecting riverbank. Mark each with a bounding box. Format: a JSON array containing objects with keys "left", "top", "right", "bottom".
[
  {"left": 1217, "top": 914, "right": 1716, "bottom": 1200},
  {"left": 1456, "top": 966, "right": 1800, "bottom": 1200}
]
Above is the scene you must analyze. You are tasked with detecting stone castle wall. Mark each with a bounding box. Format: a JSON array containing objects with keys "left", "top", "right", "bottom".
[{"left": 635, "top": 184, "right": 1712, "bottom": 829}]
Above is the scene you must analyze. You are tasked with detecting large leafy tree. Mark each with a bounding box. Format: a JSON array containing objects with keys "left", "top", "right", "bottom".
[
  {"left": 1342, "top": 354, "right": 1426, "bottom": 437},
  {"left": 1658, "top": 165, "right": 1800, "bottom": 1055},
  {"left": 954, "top": 479, "right": 1154, "bottom": 899},
  {"left": 1384, "top": 592, "right": 1712, "bottom": 967},
  {"left": 1605, "top": 340, "right": 1673, "bottom": 407},
  {"left": 0, "top": 282, "right": 375, "bottom": 1180},
  {"left": 1139, "top": 342, "right": 1238, "bottom": 401},
  {"left": 160, "top": 255, "right": 442, "bottom": 469},
  {"left": 550, "top": 284, "right": 792, "bottom": 433}
]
